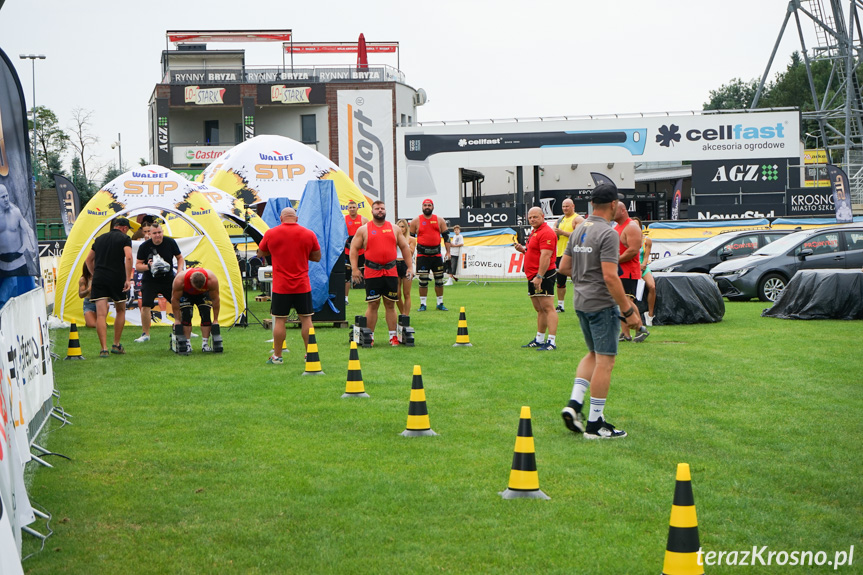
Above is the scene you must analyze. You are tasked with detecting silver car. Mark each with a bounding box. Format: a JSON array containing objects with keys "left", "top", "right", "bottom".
[{"left": 710, "top": 225, "right": 863, "bottom": 301}]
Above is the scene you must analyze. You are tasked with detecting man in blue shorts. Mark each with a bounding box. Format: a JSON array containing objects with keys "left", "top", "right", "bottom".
[{"left": 557, "top": 184, "right": 643, "bottom": 439}]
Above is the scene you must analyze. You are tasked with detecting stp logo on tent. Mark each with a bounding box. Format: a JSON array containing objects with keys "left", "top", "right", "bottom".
[
  {"left": 124, "top": 181, "right": 179, "bottom": 195},
  {"left": 254, "top": 164, "right": 305, "bottom": 180}
]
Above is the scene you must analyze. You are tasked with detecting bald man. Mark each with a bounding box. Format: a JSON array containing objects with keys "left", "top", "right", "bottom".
[
  {"left": 554, "top": 198, "right": 584, "bottom": 313},
  {"left": 257, "top": 207, "right": 321, "bottom": 364},
  {"left": 513, "top": 207, "right": 559, "bottom": 350}
]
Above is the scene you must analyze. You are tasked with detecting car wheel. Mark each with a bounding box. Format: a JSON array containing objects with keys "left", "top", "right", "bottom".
[{"left": 758, "top": 273, "right": 787, "bottom": 302}]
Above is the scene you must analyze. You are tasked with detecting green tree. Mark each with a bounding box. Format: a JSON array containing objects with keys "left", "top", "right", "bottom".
[
  {"left": 703, "top": 78, "right": 759, "bottom": 110},
  {"left": 70, "top": 156, "right": 96, "bottom": 204},
  {"left": 100, "top": 165, "right": 124, "bottom": 188},
  {"left": 28, "top": 105, "right": 69, "bottom": 189}
]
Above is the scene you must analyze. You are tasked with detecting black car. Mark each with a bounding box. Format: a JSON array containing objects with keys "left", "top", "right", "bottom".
[
  {"left": 649, "top": 229, "right": 792, "bottom": 274},
  {"left": 710, "top": 225, "right": 863, "bottom": 301}
]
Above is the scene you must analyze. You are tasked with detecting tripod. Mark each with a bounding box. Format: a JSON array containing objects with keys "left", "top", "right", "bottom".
[{"left": 231, "top": 208, "right": 264, "bottom": 329}]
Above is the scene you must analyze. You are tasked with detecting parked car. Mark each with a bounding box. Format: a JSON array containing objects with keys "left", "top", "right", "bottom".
[
  {"left": 650, "top": 229, "right": 792, "bottom": 273},
  {"left": 710, "top": 225, "right": 863, "bottom": 301}
]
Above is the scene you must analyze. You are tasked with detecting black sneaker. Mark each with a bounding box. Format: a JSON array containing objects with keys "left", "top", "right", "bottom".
[
  {"left": 555, "top": 305, "right": 564, "bottom": 313},
  {"left": 633, "top": 327, "right": 650, "bottom": 343},
  {"left": 561, "top": 407, "right": 584, "bottom": 433},
  {"left": 521, "top": 339, "right": 542, "bottom": 348},
  {"left": 584, "top": 418, "right": 627, "bottom": 440}
]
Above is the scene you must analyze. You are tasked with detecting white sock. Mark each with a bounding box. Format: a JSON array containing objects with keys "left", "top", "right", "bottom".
[
  {"left": 536, "top": 332, "right": 545, "bottom": 343},
  {"left": 547, "top": 334, "right": 556, "bottom": 346},
  {"left": 557, "top": 300, "right": 564, "bottom": 309},
  {"left": 388, "top": 330, "right": 396, "bottom": 339},
  {"left": 345, "top": 296, "right": 349, "bottom": 303},
  {"left": 587, "top": 397, "right": 606, "bottom": 423},
  {"left": 570, "top": 378, "right": 590, "bottom": 406},
  {"left": 437, "top": 296, "right": 443, "bottom": 305},
  {"left": 420, "top": 297, "right": 427, "bottom": 305}
]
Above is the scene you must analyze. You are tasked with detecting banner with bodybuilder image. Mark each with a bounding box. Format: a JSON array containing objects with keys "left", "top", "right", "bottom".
[{"left": 0, "top": 48, "right": 38, "bottom": 279}]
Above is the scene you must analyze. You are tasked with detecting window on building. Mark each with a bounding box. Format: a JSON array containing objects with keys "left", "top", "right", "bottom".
[
  {"left": 401, "top": 114, "right": 406, "bottom": 126},
  {"left": 204, "top": 120, "right": 219, "bottom": 145},
  {"left": 301, "top": 114, "right": 317, "bottom": 145},
  {"left": 408, "top": 115, "right": 413, "bottom": 125},
  {"left": 235, "top": 123, "right": 242, "bottom": 144}
]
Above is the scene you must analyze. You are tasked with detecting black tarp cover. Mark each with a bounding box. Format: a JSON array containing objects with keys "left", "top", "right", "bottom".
[
  {"left": 762, "top": 270, "right": 863, "bottom": 320},
  {"left": 651, "top": 273, "right": 725, "bottom": 325}
]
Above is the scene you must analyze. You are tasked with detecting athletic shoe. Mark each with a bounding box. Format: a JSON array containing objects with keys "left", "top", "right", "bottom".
[
  {"left": 619, "top": 333, "right": 632, "bottom": 342},
  {"left": 436, "top": 303, "right": 448, "bottom": 311},
  {"left": 645, "top": 313, "right": 654, "bottom": 326},
  {"left": 134, "top": 333, "right": 150, "bottom": 343},
  {"left": 151, "top": 311, "right": 162, "bottom": 323},
  {"left": 555, "top": 305, "right": 565, "bottom": 313},
  {"left": 633, "top": 328, "right": 650, "bottom": 343},
  {"left": 110, "top": 343, "right": 125, "bottom": 355},
  {"left": 521, "top": 339, "right": 542, "bottom": 348},
  {"left": 202, "top": 342, "right": 213, "bottom": 353},
  {"left": 537, "top": 341, "right": 557, "bottom": 351},
  {"left": 190, "top": 332, "right": 199, "bottom": 338},
  {"left": 390, "top": 335, "right": 400, "bottom": 346},
  {"left": 266, "top": 355, "right": 283, "bottom": 365},
  {"left": 561, "top": 407, "right": 585, "bottom": 433},
  {"left": 418, "top": 304, "right": 427, "bottom": 312},
  {"left": 584, "top": 418, "right": 627, "bottom": 440},
  {"left": 443, "top": 278, "right": 454, "bottom": 286}
]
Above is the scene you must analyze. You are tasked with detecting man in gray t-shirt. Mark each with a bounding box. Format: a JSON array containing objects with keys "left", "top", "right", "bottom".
[{"left": 557, "top": 184, "right": 643, "bottom": 439}]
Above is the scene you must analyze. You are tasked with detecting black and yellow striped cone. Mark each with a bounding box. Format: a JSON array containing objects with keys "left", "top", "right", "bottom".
[
  {"left": 400, "top": 365, "right": 437, "bottom": 436},
  {"left": 302, "top": 327, "right": 324, "bottom": 375},
  {"left": 64, "top": 323, "right": 85, "bottom": 360},
  {"left": 500, "top": 406, "right": 549, "bottom": 499},
  {"left": 342, "top": 341, "right": 369, "bottom": 398},
  {"left": 453, "top": 306, "right": 472, "bottom": 347},
  {"left": 662, "top": 463, "right": 704, "bottom": 575}
]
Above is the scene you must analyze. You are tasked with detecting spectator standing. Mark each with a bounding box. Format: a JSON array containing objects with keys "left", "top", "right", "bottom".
[
  {"left": 395, "top": 219, "right": 416, "bottom": 315},
  {"left": 257, "top": 208, "right": 321, "bottom": 364},
  {"left": 514, "top": 207, "right": 559, "bottom": 350},
  {"left": 344, "top": 200, "right": 368, "bottom": 305},
  {"left": 614, "top": 202, "right": 647, "bottom": 342},
  {"left": 446, "top": 225, "right": 464, "bottom": 285},
  {"left": 554, "top": 198, "right": 584, "bottom": 312},
  {"left": 85, "top": 217, "right": 133, "bottom": 357},
  {"left": 77, "top": 263, "right": 97, "bottom": 328},
  {"left": 557, "top": 185, "right": 643, "bottom": 439},
  {"left": 134, "top": 222, "right": 184, "bottom": 344},
  {"left": 632, "top": 217, "right": 656, "bottom": 326}
]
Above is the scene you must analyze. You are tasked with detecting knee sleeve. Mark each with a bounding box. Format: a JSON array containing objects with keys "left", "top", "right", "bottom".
[
  {"left": 417, "top": 271, "right": 430, "bottom": 288},
  {"left": 199, "top": 306, "right": 212, "bottom": 326},
  {"left": 433, "top": 268, "right": 445, "bottom": 286},
  {"left": 181, "top": 306, "right": 194, "bottom": 326}
]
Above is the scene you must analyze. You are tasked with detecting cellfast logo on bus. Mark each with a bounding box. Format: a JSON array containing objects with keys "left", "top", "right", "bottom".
[{"left": 657, "top": 122, "right": 788, "bottom": 152}]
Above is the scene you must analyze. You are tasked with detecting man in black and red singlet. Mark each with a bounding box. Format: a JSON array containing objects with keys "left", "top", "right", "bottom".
[
  {"left": 344, "top": 200, "right": 368, "bottom": 305},
  {"left": 408, "top": 198, "right": 450, "bottom": 311},
  {"left": 614, "top": 202, "right": 648, "bottom": 343},
  {"left": 170, "top": 267, "right": 222, "bottom": 355},
  {"left": 350, "top": 200, "right": 413, "bottom": 346}
]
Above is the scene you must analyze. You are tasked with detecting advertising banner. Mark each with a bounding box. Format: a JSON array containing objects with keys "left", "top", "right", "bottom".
[
  {"left": 459, "top": 245, "right": 524, "bottom": 279},
  {"left": 172, "top": 146, "right": 232, "bottom": 165},
  {"left": 785, "top": 187, "right": 835, "bottom": 216},
  {"left": 460, "top": 207, "right": 517, "bottom": 228},
  {"left": 826, "top": 164, "right": 854, "bottom": 223},
  {"left": 397, "top": 111, "right": 800, "bottom": 219},
  {"left": 691, "top": 199, "right": 782, "bottom": 220},
  {"left": 0, "top": 49, "right": 39, "bottom": 279},
  {"left": 692, "top": 158, "right": 789, "bottom": 194},
  {"left": 53, "top": 174, "right": 81, "bottom": 235},
  {"left": 671, "top": 179, "right": 683, "bottom": 220},
  {"left": 156, "top": 98, "right": 170, "bottom": 168},
  {"left": 803, "top": 149, "right": 829, "bottom": 188},
  {"left": 337, "top": 90, "right": 395, "bottom": 209}
]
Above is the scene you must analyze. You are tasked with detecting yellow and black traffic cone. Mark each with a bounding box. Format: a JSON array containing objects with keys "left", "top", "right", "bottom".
[
  {"left": 64, "top": 323, "right": 85, "bottom": 360},
  {"left": 302, "top": 327, "right": 324, "bottom": 375},
  {"left": 342, "top": 341, "right": 369, "bottom": 398},
  {"left": 661, "top": 463, "right": 704, "bottom": 575},
  {"left": 500, "top": 406, "right": 549, "bottom": 499},
  {"left": 453, "top": 306, "right": 472, "bottom": 347},
  {"left": 400, "top": 365, "right": 437, "bottom": 436}
]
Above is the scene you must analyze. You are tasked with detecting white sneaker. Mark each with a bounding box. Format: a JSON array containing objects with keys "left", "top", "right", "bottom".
[
  {"left": 645, "top": 313, "right": 654, "bottom": 326},
  {"left": 444, "top": 278, "right": 454, "bottom": 286},
  {"left": 202, "top": 342, "right": 213, "bottom": 353},
  {"left": 190, "top": 332, "right": 199, "bottom": 338},
  {"left": 134, "top": 333, "right": 150, "bottom": 343}
]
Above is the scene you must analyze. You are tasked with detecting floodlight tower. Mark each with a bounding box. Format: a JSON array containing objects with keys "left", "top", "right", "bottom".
[{"left": 753, "top": 0, "right": 863, "bottom": 203}]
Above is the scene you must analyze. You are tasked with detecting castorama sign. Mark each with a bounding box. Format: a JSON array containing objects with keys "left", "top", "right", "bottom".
[{"left": 397, "top": 110, "right": 799, "bottom": 218}]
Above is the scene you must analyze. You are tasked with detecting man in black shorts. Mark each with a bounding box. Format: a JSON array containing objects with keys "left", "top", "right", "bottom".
[
  {"left": 170, "top": 268, "right": 222, "bottom": 356},
  {"left": 134, "top": 222, "right": 184, "bottom": 345},
  {"left": 344, "top": 200, "right": 368, "bottom": 305},
  {"left": 85, "top": 217, "right": 133, "bottom": 357}
]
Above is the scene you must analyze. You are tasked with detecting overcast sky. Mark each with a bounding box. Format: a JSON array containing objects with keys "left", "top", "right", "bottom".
[{"left": 0, "top": 0, "right": 815, "bottom": 177}]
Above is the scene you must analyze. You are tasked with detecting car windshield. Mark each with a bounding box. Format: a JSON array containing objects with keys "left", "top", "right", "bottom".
[
  {"left": 752, "top": 230, "right": 810, "bottom": 256},
  {"left": 681, "top": 234, "right": 742, "bottom": 256}
]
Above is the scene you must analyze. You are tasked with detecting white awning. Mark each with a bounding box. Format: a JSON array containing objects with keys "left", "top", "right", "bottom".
[{"left": 635, "top": 167, "right": 691, "bottom": 183}]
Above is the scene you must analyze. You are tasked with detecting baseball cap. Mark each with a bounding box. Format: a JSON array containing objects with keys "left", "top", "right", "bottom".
[
  {"left": 422, "top": 198, "right": 434, "bottom": 205},
  {"left": 590, "top": 184, "right": 624, "bottom": 204},
  {"left": 114, "top": 217, "right": 131, "bottom": 228}
]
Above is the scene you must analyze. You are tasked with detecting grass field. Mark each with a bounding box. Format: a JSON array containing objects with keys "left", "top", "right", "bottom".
[{"left": 22, "top": 282, "right": 863, "bottom": 574}]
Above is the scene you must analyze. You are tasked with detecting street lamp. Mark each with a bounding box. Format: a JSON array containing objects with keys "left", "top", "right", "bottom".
[
  {"left": 111, "top": 133, "right": 123, "bottom": 171},
  {"left": 18, "top": 54, "right": 46, "bottom": 179}
]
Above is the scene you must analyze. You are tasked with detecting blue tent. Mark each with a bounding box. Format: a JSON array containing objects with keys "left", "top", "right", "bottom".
[{"left": 297, "top": 180, "right": 347, "bottom": 312}]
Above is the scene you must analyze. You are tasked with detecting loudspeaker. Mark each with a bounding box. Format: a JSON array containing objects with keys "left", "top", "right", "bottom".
[{"left": 312, "top": 253, "right": 346, "bottom": 322}]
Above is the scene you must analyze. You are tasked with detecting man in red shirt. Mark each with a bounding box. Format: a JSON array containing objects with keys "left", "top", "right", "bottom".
[
  {"left": 613, "top": 202, "right": 647, "bottom": 343},
  {"left": 513, "top": 206, "right": 559, "bottom": 350},
  {"left": 344, "top": 200, "right": 368, "bottom": 305},
  {"left": 350, "top": 200, "right": 413, "bottom": 346},
  {"left": 409, "top": 199, "right": 451, "bottom": 311},
  {"left": 170, "top": 267, "right": 221, "bottom": 355},
  {"left": 258, "top": 207, "right": 322, "bottom": 364}
]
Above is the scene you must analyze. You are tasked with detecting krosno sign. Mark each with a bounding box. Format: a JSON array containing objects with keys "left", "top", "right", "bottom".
[{"left": 173, "top": 146, "right": 233, "bottom": 165}]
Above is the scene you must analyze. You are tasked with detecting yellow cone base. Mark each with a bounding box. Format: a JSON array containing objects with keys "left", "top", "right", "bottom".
[
  {"left": 452, "top": 342, "right": 472, "bottom": 347},
  {"left": 302, "top": 369, "right": 325, "bottom": 376},
  {"left": 64, "top": 355, "right": 85, "bottom": 360},
  {"left": 499, "top": 487, "right": 550, "bottom": 500},
  {"left": 342, "top": 391, "right": 370, "bottom": 398},
  {"left": 401, "top": 428, "right": 438, "bottom": 437}
]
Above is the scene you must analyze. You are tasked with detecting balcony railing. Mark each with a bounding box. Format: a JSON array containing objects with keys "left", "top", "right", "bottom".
[{"left": 163, "top": 64, "right": 405, "bottom": 85}]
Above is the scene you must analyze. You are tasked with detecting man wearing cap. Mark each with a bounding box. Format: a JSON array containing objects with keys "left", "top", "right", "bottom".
[
  {"left": 344, "top": 200, "right": 368, "bottom": 305},
  {"left": 514, "top": 207, "right": 559, "bottom": 351},
  {"left": 409, "top": 199, "right": 450, "bottom": 311},
  {"left": 85, "top": 217, "right": 133, "bottom": 357},
  {"left": 557, "top": 184, "right": 643, "bottom": 439}
]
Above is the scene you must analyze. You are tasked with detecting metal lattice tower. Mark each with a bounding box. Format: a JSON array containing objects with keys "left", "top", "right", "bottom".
[{"left": 753, "top": 0, "right": 863, "bottom": 203}]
